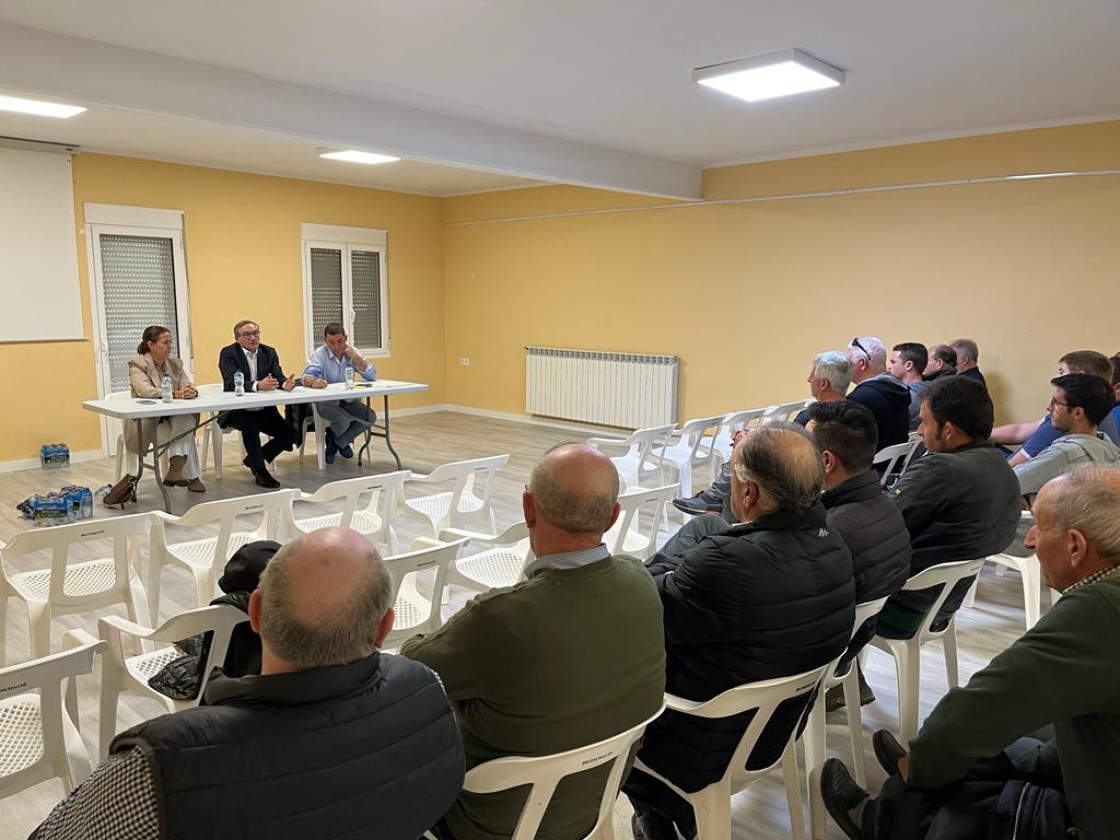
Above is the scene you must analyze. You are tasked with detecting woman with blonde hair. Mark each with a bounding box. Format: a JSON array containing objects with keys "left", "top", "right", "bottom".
[{"left": 126, "top": 325, "right": 205, "bottom": 492}]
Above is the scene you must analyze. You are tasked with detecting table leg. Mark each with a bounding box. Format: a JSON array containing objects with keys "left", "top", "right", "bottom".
[
  {"left": 356, "top": 394, "right": 403, "bottom": 471},
  {"left": 382, "top": 394, "right": 403, "bottom": 471},
  {"left": 136, "top": 419, "right": 172, "bottom": 513}
]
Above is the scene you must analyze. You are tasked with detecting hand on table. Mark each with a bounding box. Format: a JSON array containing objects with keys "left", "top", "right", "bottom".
[
  {"left": 175, "top": 384, "right": 198, "bottom": 399},
  {"left": 282, "top": 374, "right": 296, "bottom": 391},
  {"left": 257, "top": 374, "right": 279, "bottom": 391},
  {"left": 309, "top": 377, "right": 328, "bottom": 389}
]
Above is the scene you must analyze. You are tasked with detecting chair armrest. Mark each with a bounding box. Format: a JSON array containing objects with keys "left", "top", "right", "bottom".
[
  {"left": 410, "top": 537, "right": 444, "bottom": 550},
  {"left": 587, "top": 438, "right": 631, "bottom": 456},
  {"left": 662, "top": 692, "right": 705, "bottom": 714},
  {"left": 439, "top": 526, "right": 500, "bottom": 541},
  {"left": 440, "top": 522, "right": 528, "bottom": 544},
  {"left": 149, "top": 510, "right": 181, "bottom": 524},
  {"left": 61, "top": 628, "right": 99, "bottom": 650}
]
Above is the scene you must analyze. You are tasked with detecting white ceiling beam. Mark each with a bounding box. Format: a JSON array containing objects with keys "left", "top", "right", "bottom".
[{"left": 0, "top": 23, "right": 701, "bottom": 199}]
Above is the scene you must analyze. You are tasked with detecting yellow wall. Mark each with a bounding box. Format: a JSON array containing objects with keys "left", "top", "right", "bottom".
[
  {"left": 0, "top": 154, "right": 445, "bottom": 462},
  {"left": 442, "top": 121, "right": 1120, "bottom": 426}
]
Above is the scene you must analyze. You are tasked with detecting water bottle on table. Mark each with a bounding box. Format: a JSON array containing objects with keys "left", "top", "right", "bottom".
[
  {"left": 234, "top": 371, "right": 245, "bottom": 396},
  {"left": 344, "top": 363, "right": 355, "bottom": 390},
  {"left": 161, "top": 375, "right": 173, "bottom": 403}
]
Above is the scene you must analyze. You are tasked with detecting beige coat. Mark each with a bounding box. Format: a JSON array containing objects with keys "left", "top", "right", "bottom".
[{"left": 124, "top": 353, "right": 200, "bottom": 454}]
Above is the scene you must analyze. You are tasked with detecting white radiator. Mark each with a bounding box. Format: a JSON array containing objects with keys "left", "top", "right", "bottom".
[{"left": 525, "top": 346, "right": 678, "bottom": 429}]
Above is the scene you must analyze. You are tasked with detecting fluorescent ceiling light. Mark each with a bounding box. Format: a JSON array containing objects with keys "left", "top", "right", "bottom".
[
  {"left": 0, "top": 94, "right": 86, "bottom": 119},
  {"left": 693, "top": 49, "right": 844, "bottom": 103},
  {"left": 318, "top": 148, "right": 400, "bottom": 165},
  {"left": 1006, "top": 172, "right": 1076, "bottom": 180}
]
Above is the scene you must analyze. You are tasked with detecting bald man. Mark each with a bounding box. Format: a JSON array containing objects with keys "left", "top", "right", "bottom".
[
  {"left": 627, "top": 423, "right": 855, "bottom": 840},
  {"left": 402, "top": 443, "right": 666, "bottom": 840},
  {"left": 33, "top": 528, "right": 464, "bottom": 840}
]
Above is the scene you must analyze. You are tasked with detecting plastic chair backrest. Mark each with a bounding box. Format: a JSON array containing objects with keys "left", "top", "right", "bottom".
[
  {"left": 292, "top": 470, "right": 410, "bottom": 531},
  {"left": 873, "top": 442, "right": 911, "bottom": 485},
  {"left": 382, "top": 538, "right": 468, "bottom": 647},
  {"left": 1, "top": 513, "right": 150, "bottom": 609},
  {"left": 763, "top": 400, "right": 813, "bottom": 424},
  {"left": 462, "top": 704, "right": 665, "bottom": 840},
  {"left": 604, "top": 483, "right": 678, "bottom": 559},
  {"left": 676, "top": 664, "right": 831, "bottom": 793},
  {"left": 421, "top": 454, "right": 509, "bottom": 515},
  {"left": 900, "top": 432, "right": 924, "bottom": 473},
  {"left": 0, "top": 640, "right": 104, "bottom": 798},
  {"left": 155, "top": 489, "right": 297, "bottom": 559},
  {"left": 900, "top": 557, "right": 987, "bottom": 643},
  {"left": 713, "top": 408, "right": 773, "bottom": 459},
  {"left": 826, "top": 596, "right": 890, "bottom": 689}
]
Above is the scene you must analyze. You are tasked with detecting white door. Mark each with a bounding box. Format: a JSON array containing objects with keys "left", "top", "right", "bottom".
[{"left": 85, "top": 207, "right": 191, "bottom": 456}]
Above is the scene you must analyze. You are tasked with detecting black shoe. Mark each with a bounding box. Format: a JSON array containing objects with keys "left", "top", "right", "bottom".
[
  {"left": 253, "top": 464, "right": 281, "bottom": 489},
  {"left": 324, "top": 433, "right": 338, "bottom": 465},
  {"left": 672, "top": 492, "right": 723, "bottom": 516},
  {"left": 872, "top": 729, "right": 907, "bottom": 776},
  {"left": 630, "top": 811, "right": 678, "bottom": 840},
  {"left": 337, "top": 442, "right": 354, "bottom": 459},
  {"left": 821, "top": 758, "right": 870, "bottom": 840}
]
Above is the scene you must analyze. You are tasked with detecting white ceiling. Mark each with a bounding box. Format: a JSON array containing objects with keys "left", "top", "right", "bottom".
[{"left": 1, "top": 1, "right": 1118, "bottom": 198}]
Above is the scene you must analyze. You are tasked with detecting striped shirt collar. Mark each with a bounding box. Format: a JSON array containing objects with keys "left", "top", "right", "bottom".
[
  {"left": 523, "top": 543, "right": 610, "bottom": 578},
  {"left": 1063, "top": 564, "right": 1120, "bottom": 594}
]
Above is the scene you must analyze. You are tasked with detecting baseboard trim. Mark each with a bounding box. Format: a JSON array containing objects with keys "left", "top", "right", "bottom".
[
  {"left": 443, "top": 404, "right": 630, "bottom": 437},
  {"left": 0, "top": 449, "right": 107, "bottom": 475}
]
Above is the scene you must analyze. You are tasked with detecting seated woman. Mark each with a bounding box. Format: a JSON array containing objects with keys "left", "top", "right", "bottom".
[{"left": 126, "top": 325, "right": 205, "bottom": 492}]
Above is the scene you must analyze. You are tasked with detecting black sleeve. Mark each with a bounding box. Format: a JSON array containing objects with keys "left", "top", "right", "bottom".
[
  {"left": 218, "top": 346, "right": 239, "bottom": 392},
  {"left": 265, "top": 346, "right": 286, "bottom": 382}
]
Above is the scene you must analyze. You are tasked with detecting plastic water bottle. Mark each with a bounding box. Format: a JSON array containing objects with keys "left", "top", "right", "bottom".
[
  {"left": 161, "top": 375, "right": 173, "bottom": 403},
  {"left": 234, "top": 371, "right": 245, "bottom": 396},
  {"left": 344, "top": 363, "right": 355, "bottom": 390}
]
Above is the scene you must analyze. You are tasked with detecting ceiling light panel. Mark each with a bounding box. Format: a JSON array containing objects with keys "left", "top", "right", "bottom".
[
  {"left": 693, "top": 49, "right": 844, "bottom": 103},
  {"left": 318, "top": 149, "right": 400, "bottom": 165},
  {"left": 0, "top": 94, "right": 86, "bottom": 119}
]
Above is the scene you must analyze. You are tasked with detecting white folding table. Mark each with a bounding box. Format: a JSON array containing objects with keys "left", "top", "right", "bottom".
[{"left": 83, "top": 380, "right": 429, "bottom": 511}]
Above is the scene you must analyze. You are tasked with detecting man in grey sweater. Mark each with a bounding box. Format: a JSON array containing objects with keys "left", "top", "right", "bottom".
[
  {"left": 822, "top": 465, "right": 1120, "bottom": 840},
  {"left": 1014, "top": 372, "right": 1120, "bottom": 500}
]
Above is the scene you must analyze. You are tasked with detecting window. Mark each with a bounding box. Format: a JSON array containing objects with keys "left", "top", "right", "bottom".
[{"left": 301, "top": 223, "right": 389, "bottom": 357}]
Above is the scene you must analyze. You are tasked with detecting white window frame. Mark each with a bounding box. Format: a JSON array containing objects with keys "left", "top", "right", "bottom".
[{"left": 300, "top": 223, "right": 389, "bottom": 359}]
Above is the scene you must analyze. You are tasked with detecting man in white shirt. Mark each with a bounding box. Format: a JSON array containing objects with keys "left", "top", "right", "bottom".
[{"left": 301, "top": 322, "right": 377, "bottom": 462}]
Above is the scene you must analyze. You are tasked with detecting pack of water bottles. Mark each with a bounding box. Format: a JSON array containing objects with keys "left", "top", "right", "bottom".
[
  {"left": 16, "top": 485, "right": 94, "bottom": 526},
  {"left": 40, "top": 442, "right": 70, "bottom": 469}
]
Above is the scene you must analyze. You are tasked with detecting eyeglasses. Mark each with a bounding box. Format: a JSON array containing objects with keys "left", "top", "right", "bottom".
[
  {"left": 1049, "top": 397, "right": 1070, "bottom": 409},
  {"left": 239, "top": 330, "right": 261, "bottom": 338},
  {"left": 851, "top": 337, "right": 871, "bottom": 360}
]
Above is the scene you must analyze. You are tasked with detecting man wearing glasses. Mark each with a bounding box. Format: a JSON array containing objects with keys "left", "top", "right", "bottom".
[
  {"left": 218, "top": 319, "right": 298, "bottom": 488},
  {"left": 846, "top": 336, "right": 911, "bottom": 448}
]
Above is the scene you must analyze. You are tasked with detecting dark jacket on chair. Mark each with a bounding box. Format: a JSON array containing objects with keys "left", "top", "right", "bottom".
[
  {"left": 849, "top": 373, "right": 912, "bottom": 448},
  {"left": 639, "top": 502, "right": 855, "bottom": 793}
]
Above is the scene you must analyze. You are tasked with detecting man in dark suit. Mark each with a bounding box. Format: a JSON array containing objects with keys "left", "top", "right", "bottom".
[{"left": 218, "top": 319, "right": 297, "bottom": 488}]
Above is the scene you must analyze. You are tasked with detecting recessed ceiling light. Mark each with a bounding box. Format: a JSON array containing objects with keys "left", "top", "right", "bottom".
[
  {"left": 318, "top": 148, "right": 400, "bottom": 165},
  {"left": 0, "top": 94, "right": 86, "bottom": 119},
  {"left": 1006, "top": 172, "right": 1076, "bottom": 181},
  {"left": 693, "top": 49, "right": 844, "bottom": 103}
]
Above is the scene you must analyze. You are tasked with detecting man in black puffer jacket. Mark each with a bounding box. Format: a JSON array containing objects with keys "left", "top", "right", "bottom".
[
  {"left": 847, "top": 336, "right": 912, "bottom": 448},
  {"left": 626, "top": 422, "right": 856, "bottom": 840},
  {"left": 32, "top": 528, "right": 464, "bottom": 840}
]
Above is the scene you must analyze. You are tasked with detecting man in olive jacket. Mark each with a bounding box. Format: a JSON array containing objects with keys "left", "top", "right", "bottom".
[{"left": 627, "top": 422, "right": 856, "bottom": 840}]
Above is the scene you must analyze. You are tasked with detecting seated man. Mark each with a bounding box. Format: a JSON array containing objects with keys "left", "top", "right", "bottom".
[
  {"left": 217, "top": 319, "right": 298, "bottom": 488},
  {"left": 846, "top": 336, "right": 911, "bottom": 448},
  {"left": 32, "top": 527, "right": 464, "bottom": 840},
  {"left": 626, "top": 422, "right": 855, "bottom": 840},
  {"left": 402, "top": 444, "right": 666, "bottom": 840},
  {"left": 805, "top": 401, "right": 912, "bottom": 708},
  {"left": 302, "top": 321, "right": 378, "bottom": 463},
  {"left": 822, "top": 467, "right": 1120, "bottom": 840},
  {"left": 876, "top": 376, "right": 1021, "bottom": 638},
  {"left": 949, "top": 337, "right": 985, "bottom": 385},
  {"left": 1014, "top": 372, "right": 1120, "bottom": 500},
  {"left": 887, "top": 342, "right": 928, "bottom": 433},
  {"left": 674, "top": 349, "right": 850, "bottom": 517},
  {"left": 922, "top": 344, "right": 956, "bottom": 381},
  {"left": 993, "top": 350, "right": 1120, "bottom": 466}
]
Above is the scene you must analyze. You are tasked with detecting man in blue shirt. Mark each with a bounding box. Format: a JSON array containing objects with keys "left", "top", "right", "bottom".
[{"left": 301, "top": 322, "right": 377, "bottom": 462}]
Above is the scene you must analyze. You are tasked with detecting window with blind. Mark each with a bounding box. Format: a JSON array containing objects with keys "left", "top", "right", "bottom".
[{"left": 301, "top": 224, "right": 389, "bottom": 358}]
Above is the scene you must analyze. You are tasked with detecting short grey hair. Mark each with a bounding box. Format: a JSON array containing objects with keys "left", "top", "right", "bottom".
[
  {"left": 812, "top": 351, "right": 852, "bottom": 395},
  {"left": 731, "top": 421, "right": 824, "bottom": 514},
  {"left": 529, "top": 445, "right": 619, "bottom": 533},
  {"left": 850, "top": 336, "right": 887, "bottom": 369},
  {"left": 1048, "top": 466, "right": 1120, "bottom": 563},
  {"left": 258, "top": 538, "right": 393, "bottom": 668},
  {"left": 950, "top": 338, "right": 979, "bottom": 364}
]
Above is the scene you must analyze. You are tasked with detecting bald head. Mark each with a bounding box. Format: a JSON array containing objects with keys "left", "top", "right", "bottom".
[
  {"left": 1042, "top": 467, "right": 1120, "bottom": 563},
  {"left": 256, "top": 527, "right": 393, "bottom": 670},
  {"left": 731, "top": 422, "right": 824, "bottom": 515},
  {"left": 528, "top": 443, "right": 620, "bottom": 535}
]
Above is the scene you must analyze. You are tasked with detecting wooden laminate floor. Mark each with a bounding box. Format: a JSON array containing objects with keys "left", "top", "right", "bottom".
[{"left": 0, "top": 411, "right": 1043, "bottom": 840}]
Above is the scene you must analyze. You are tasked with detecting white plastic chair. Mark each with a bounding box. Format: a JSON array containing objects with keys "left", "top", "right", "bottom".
[
  {"left": 654, "top": 415, "right": 727, "bottom": 499},
  {"left": 873, "top": 442, "right": 912, "bottom": 486},
  {"left": 86, "top": 604, "right": 248, "bottom": 759},
  {"left": 382, "top": 538, "right": 469, "bottom": 650},
  {"left": 974, "top": 512, "right": 1043, "bottom": 630},
  {"left": 0, "top": 514, "right": 151, "bottom": 662},
  {"left": 196, "top": 383, "right": 241, "bottom": 479},
  {"left": 634, "top": 664, "right": 831, "bottom": 840},
  {"left": 461, "top": 705, "right": 665, "bottom": 840},
  {"left": 402, "top": 455, "right": 509, "bottom": 538},
  {"left": 0, "top": 640, "right": 105, "bottom": 800},
  {"left": 147, "top": 489, "right": 297, "bottom": 625},
  {"left": 804, "top": 597, "right": 889, "bottom": 840},
  {"left": 712, "top": 407, "right": 773, "bottom": 463},
  {"left": 297, "top": 402, "right": 374, "bottom": 471},
  {"left": 901, "top": 431, "right": 923, "bottom": 473},
  {"left": 107, "top": 389, "right": 140, "bottom": 479},
  {"left": 603, "top": 483, "right": 678, "bottom": 561},
  {"left": 764, "top": 399, "right": 814, "bottom": 424},
  {"left": 587, "top": 424, "right": 675, "bottom": 490},
  {"left": 286, "top": 471, "right": 410, "bottom": 554},
  {"left": 868, "top": 557, "right": 987, "bottom": 743},
  {"left": 441, "top": 522, "right": 533, "bottom": 593}
]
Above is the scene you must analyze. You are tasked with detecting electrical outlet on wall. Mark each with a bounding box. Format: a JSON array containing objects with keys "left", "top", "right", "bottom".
[{"left": 460, "top": 358, "right": 470, "bottom": 366}]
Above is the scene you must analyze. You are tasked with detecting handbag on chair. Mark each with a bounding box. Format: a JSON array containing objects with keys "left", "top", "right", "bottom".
[{"left": 103, "top": 473, "right": 138, "bottom": 509}]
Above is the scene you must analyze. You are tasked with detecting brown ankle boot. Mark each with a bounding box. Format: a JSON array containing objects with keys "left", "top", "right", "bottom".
[
  {"left": 186, "top": 477, "right": 206, "bottom": 493},
  {"left": 163, "top": 455, "right": 188, "bottom": 486}
]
